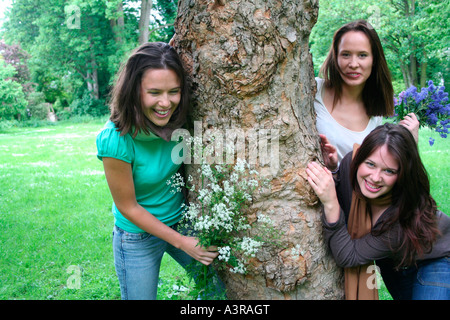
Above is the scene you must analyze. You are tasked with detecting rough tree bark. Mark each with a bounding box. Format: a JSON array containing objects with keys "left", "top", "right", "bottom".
[{"left": 173, "top": 0, "right": 344, "bottom": 299}]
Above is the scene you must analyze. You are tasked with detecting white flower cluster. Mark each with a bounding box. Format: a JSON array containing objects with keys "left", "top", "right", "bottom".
[
  {"left": 168, "top": 156, "right": 272, "bottom": 275},
  {"left": 230, "top": 260, "right": 246, "bottom": 274},
  {"left": 239, "top": 237, "right": 262, "bottom": 258},
  {"left": 166, "top": 284, "right": 189, "bottom": 299},
  {"left": 256, "top": 213, "right": 273, "bottom": 225},
  {"left": 218, "top": 246, "right": 231, "bottom": 262},
  {"left": 190, "top": 202, "right": 235, "bottom": 233},
  {"left": 166, "top": 172, "right": 185, "bottom": 194},
  {"left": 198, "top": 188, "right": 212, "bottom": 206}
]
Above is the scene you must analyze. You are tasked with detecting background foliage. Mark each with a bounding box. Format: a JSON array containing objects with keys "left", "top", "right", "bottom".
[
  {"left": 1, "top": 0, "right": 449, "bottom": 123},
  {"left": 0, "top": 0, "right": 178, "bottom": 121}
]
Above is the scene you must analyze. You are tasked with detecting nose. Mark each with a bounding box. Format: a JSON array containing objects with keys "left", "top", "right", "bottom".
[
  {"left": 371, "top": 169, "right": 382, "bottom": 182},
  {"left": 158, "top": 94, "right": 171, "bottom": 107},
  {"left": 349, "top": 56, "right": 359, "bottom": 68}
]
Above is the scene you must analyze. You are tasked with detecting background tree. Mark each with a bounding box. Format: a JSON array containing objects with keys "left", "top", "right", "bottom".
[
  {"left": 0, "top": 59, "right": 27, "bottom": 120},
  {"left": 149, "top": 0, "right": 178, "bottom": 42},
  {"left": 138, "top": 0, "right": 153, "bottom": 44},
  {"left": 173, "top": 0, "right": 344, "bottom": 299},
  {"left": 138, "top": 0, "right": 178, "bottom": 44},
  {"left": 1, "top": 0, "right": 447, "bottom": 122},
  {"left": 3, "top": 0, "right": 115, "bottom": 114},
  {"left": 0, "top": 41, "right": 31, "bottom": 86},
  {"left": 1, "top": 0, "right": 180, "bottom": 120}
]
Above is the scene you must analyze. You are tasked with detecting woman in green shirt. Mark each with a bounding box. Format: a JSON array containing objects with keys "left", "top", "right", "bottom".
[{"left": 96, "top": 42, "right": 220, "bottom": 300}]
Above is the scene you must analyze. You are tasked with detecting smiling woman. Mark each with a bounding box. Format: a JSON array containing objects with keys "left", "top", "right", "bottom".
[
  {"left": 313, "top": 20, "right": 409, "bottom": 163},
  {"left": 356, "top": 145, "right": 399, "bottom": 201},
  {"left": 96, "top": 42, "right": 224, "bottom": 300},
  {"left": 140, "top": 68, "right": 181, "bottom": 127},
  {"left": 337, "top": 30, "right": 373, "bottom": 92},
  {"left": 306, "top": 123, "right": 450, "bottom": 300}
]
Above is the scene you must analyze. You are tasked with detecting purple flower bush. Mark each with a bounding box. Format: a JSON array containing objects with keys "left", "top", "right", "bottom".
[{"left": 394, "top": 80, "right": 450, "bottom": 145}]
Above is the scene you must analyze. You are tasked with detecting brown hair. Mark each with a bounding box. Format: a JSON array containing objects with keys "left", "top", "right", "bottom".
[
  {"left": 109, "top": 42, "right": 190, "bottom": 141},
  {"left": 320, "top": 20, "right": 394, "bottom": 117},
  {"left": 350, "top": 123, "right": 439, "bottom": 267}
]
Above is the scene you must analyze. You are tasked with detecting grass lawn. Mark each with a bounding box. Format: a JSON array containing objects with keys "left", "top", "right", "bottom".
[{"left": 0, "top": 120, "right": 448, "bottom": 300}]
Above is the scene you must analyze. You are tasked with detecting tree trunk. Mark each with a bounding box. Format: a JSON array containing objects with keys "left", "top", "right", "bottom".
[
  {"left": 139, "top": 0, "right": 153, "bottom": 44},
  {"left": 87, "top": 40, "right": 99, "bottom": 100},
  {"left": 419, "top": 49, "right": 427, "bottom": 88},
  {"left": 110, "top": 0, "right": 125, "bottom": 44},
  {"left": 409, "top": 52, "right": 418, "bottom": 87},
  {"left": 174, "top": 0, "right": 344, "bottom": 299},
  {"left": 400, "top": 63, "right": 411, "bottom": 89},
  {"left": 406, "top": 0, "right": 417, "bottom": 87},
  {"left": 405, "top": 62, "right": 414, "bottom": 88}
]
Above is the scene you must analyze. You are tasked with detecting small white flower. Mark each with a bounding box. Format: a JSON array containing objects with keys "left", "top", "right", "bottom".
[
  {"left": 201, "top": 164, "right": 214, "bottom": 180},
  {"left": 230, "top": 260, "right": 246, "bottom": 274},
  {"left": 257, "top": 213, "right": 273, "bottom": 225},
  {"left": 198, "top": 188, "right": 211, "bottom": 205},
  {"left": 240, "top": 236, "right": 262, "bottom": 257},
  {"left": 218, "top": 246, "right": 231, "bottom": 262},
  {"left": 247, "top": 179, "right": 259, "bottom": 188},
  {"left": 229, "top": 172, "right": 239, "bottom": 183},
  {"left": 223, "top": 180, "right": 234, "bottom": 197},
  {"left": 234, "top": 158, "right": 247, "bottom": 173},
  {"left": 211, "top": 182, "right": 222, "bottom": 193},
  {"left": 167, "top": 172, "right": 185, "bottom": 194}
]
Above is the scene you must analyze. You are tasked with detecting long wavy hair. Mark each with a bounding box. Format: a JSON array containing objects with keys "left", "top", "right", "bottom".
[
  {"left": 320, "top": 20, "right": 394, "bottom": 117},
  {"left": 109, "top": 42, "right": 190, "bottom": 141},
  {"left": 350, "top": 123, "right": 439, "bottom": 267}
]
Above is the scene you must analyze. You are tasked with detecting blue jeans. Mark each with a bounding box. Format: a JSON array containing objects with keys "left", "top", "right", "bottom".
[
  {"left": 378, "top": 257, "right": 450, "bottom": 300},
  {"left": 113, "top": 224, "right": 209, "bottom": 300}
]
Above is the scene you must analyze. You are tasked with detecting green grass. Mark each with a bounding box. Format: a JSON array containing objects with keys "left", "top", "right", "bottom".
[
  {"left": 417, "top": 128, "right": 450, "bottom": 215},
  {"left": 0, "top": 120, "right": 188, "bottom": 300},
  {"left": 0, "top": 120, "right": 448, "bottom": 300}
]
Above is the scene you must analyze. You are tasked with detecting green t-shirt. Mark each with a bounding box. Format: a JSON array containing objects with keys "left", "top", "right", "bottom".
[{"left": 96, "top": 121, "right": 185, "bottom": 233}]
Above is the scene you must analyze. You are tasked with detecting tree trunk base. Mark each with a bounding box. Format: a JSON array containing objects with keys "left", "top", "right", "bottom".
[{"left": 176, "top": 0, "right": 344, "bottom": 300}]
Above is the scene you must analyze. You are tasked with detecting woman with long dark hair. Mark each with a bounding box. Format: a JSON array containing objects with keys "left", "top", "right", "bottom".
[
  {"left": 307, "top": 123, "right": 450, "bottom": 300},
  {"left": 96, "top": 42, "right": 221, "bottom": 299},
  {"left": 315, "top": 20, "right": 419, "bottom": 162}
]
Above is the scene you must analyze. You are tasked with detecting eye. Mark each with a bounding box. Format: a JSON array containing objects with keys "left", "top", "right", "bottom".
[
  {"left": 384, "top": 168, "right": 398, "bottom": 175},
  {"left": 365, "top": 161, "right": 375, "bottom": 167},
  {"left": 169, "top": 88, "right": 181, "bottom": 95}
]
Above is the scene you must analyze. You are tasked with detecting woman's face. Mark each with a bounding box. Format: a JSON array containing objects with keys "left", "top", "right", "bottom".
[
  {"left": 357, "top": 145, "right": 399, "bottom": 200},
  {"left": 337, "top": 31, "right": 374, "bottom": 90},
  {"left": 140, "top": 68, "right": 181, "bottom": 127}
]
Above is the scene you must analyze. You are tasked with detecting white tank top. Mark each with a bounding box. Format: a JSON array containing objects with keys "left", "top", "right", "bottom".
[{"left": 314, "top": 77, "right": 382, "bottom": 162}]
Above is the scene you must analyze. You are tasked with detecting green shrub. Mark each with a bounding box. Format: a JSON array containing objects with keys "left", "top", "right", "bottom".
[{"left": 70, "top": 91, "right": 109, "bottom": 118}]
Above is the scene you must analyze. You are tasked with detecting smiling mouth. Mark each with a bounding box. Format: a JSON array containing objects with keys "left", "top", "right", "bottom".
[
  {"left": 365, "top": 180, "right": 382, "bottom": 192},
  {"left": 154, "top": 109, "right": 170, "bottom": 118},
  {"left": 346, "top": 73, "right": 361, "bottom": 78}
]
